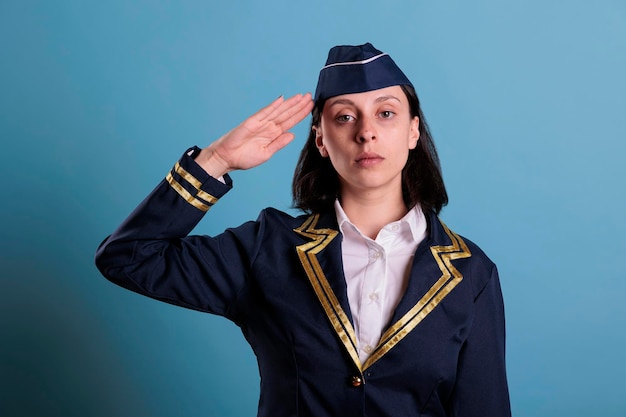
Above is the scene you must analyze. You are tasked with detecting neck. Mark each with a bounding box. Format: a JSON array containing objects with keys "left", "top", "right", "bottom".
[{"left": 339, "top": 189, "right": 409, "bottom": 240}]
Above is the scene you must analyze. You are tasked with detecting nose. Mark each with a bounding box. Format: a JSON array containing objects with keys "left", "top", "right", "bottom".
[{"left": 356, "top": 117, "right": 376, "bottom": 143}]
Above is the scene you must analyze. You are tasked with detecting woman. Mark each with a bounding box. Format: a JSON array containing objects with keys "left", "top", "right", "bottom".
[{"left": 96, "top": 43, "right": 511, "bottom": 416}]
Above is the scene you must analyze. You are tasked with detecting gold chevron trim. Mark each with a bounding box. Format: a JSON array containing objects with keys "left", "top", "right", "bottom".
[
  {"left": 362, "top": 221, "right": 471, "bottom": 370},
  {"left": 294, "top": 215, "right": 363, "bottom": 371},
  {"left": 165, "top": 162, "right": 219, "bottom": 211}
]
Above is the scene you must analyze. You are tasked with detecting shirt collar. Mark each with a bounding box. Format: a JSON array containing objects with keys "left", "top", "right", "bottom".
[
  {"left": 334, "top": 199, "right": 352, "bottom": 231},
  {"left": 333, "top": 199, "right": 427, "bottom": 243}
]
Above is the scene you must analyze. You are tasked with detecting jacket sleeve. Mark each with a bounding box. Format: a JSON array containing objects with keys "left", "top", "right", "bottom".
[
  {"left": 95, "top": 147, "right": 264, "bottom": 321},
  {"left": 449, "top": 264, "right": 511, "bottom": 417}
]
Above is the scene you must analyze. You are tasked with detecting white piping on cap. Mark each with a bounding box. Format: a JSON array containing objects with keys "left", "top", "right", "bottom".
[{"left": 320, "top": 53, "right": 388, "bottom": 70}]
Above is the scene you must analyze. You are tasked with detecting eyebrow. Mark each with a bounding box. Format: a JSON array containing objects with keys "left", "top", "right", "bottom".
[
  {"left": 327, "top": 95, "right": 401, "bottom": 107},
  {"left": 374, "top": 95, "right": 402, "bottom": 104}
]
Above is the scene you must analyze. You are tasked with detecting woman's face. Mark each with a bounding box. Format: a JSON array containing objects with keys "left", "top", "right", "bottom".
[{"left": 314, "top": 85, "right": 420, "bottom": 200}]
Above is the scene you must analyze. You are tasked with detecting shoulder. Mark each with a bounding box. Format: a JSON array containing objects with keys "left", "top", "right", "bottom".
[
  {"left": 457, "top": 232, "right": 495, "bottom": 268},
  {"left": 257, "top": 207, "right": 310, "bottom": 227},
  {"left": 217, "top": 208, "right": 335, "bottom": 252},
  {"left": 246, "top": 207, "right": 315, "bottom": 239},
  {"left": 251, "top": 208, "right": 338, "bottom": 246},
  {"left": 427, "top": 212, "right": 498, "bottom": 297}
]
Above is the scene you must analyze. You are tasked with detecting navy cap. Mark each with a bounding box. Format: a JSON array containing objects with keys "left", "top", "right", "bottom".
[{"left": 314, "top": 43, "right": 413, "bottom": 103}]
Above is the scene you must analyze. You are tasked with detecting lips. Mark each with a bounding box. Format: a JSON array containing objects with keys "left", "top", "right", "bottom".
[{"left": 355, "top": 152, "right": 384, "bottom": 167}]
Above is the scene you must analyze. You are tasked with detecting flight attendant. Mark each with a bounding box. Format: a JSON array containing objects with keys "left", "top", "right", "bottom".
[{"left": 96, "top": 43, "right": 511, "bottom": 417}]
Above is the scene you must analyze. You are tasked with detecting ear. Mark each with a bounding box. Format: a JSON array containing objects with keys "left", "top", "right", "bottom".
[
  {"left": 313, "top": 126, "right": 328, "bottom": 157},
  {"left": 408, "top": 116, "right": 420, "bottom": 150}
]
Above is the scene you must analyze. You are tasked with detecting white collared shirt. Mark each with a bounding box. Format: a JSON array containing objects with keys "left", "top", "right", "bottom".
[{"left": 334, "top": 200, "right": 427, "bottom": 363}]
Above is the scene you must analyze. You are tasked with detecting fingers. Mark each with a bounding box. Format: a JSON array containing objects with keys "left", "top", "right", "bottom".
[
  {"left": 251, "top": 95, "right": 286, "bottom": 121},
  {"left": 265, "top": 93, "right": 300, "bottom": 117},
  {"left": 264, "top": 93, "right": 313, "bottom": 123},
  {"left": 274, "top": 93, "right": 314, "bottom": 130},
  {"left": 253, "top": 93, "right": 305, "bottom": 123}
]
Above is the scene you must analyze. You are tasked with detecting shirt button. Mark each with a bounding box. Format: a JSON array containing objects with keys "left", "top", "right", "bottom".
[
  {"left": 363, "top": 344, "right": 373, "bottom": 353},
  {"left": 368, "top": 292, "right": 379, "bottom": 302},
  {"left": 350, "top": 375, "right": 363, "bottom": 387},
  {"left": 391, "top": 224, "right": 400, "bottom": 232}
]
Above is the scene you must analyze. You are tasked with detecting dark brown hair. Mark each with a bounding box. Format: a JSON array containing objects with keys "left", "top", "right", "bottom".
[{"left": 292, "top": 85, "right": 448, "bottom": 214}]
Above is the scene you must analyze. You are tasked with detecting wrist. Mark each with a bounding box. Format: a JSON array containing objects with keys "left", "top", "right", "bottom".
[{"left": 195, "top": 147, "right": 231, "bottom": 179}]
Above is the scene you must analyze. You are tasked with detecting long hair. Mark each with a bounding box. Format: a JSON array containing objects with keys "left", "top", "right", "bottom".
[{"left": 292, "top": 85, "right": 448, "bottom": 214}]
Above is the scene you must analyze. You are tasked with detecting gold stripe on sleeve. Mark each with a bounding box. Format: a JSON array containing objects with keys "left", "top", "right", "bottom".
[
  {"left": 197, "top": 189, "right": 218, "bottom": 205},
  {"left": 166, "top": 162, "right": 219, "bottom": 210},
  {"left": 174, "top": 162, "right": 203, "bottom": 189},
  {"left": 166, "top": 172, "right": 210, "bottom": 212}
]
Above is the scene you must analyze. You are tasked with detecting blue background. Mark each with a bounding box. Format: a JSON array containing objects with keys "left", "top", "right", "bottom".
[{"left": 1, "top": 1, "right": 625, "bottom": 416}]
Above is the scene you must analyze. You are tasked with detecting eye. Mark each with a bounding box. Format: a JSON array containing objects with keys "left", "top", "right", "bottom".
[
  {"left": 379, "top": 110, "right": 395, "bottom": 119},
  {"left": 336, "top": 114, "right": 355, "bottom": 123}
]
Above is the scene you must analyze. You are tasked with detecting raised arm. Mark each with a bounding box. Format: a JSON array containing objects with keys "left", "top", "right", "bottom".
[{"left": 95, "top": 93, "right": 313, "bottom": 318}]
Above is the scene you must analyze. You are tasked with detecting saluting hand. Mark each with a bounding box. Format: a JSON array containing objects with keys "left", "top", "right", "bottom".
[{"left": 196, "top": 93, "right": 314, "bottom": 178}]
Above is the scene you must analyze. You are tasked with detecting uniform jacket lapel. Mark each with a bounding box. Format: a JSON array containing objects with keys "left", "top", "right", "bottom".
[
  {"left": 293, "top": 210, "right": 472, "bottom": 373},
  {"left": 292, "top": 211, "right": 362, "bottom": 370}
]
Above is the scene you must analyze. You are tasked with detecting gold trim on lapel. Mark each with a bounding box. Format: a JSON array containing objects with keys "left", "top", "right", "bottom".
[
  {"left": 362, "top": 221, "right": 471, "bottom": 370},
  {"left": 294, "top": 214, "right": 363, "bottom": 371},
  {"left": 294, "top": 216, "right": 471, "bottom": 373}
]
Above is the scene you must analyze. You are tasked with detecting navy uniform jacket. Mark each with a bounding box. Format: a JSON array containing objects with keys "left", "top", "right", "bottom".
[{"left": 95, "top": 148, "right": 511, "bottom": 417}]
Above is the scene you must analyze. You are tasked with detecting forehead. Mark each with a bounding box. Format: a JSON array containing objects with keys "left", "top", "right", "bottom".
[{"left": 324, "top": 85, "right": 408, "bottom": 109}]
